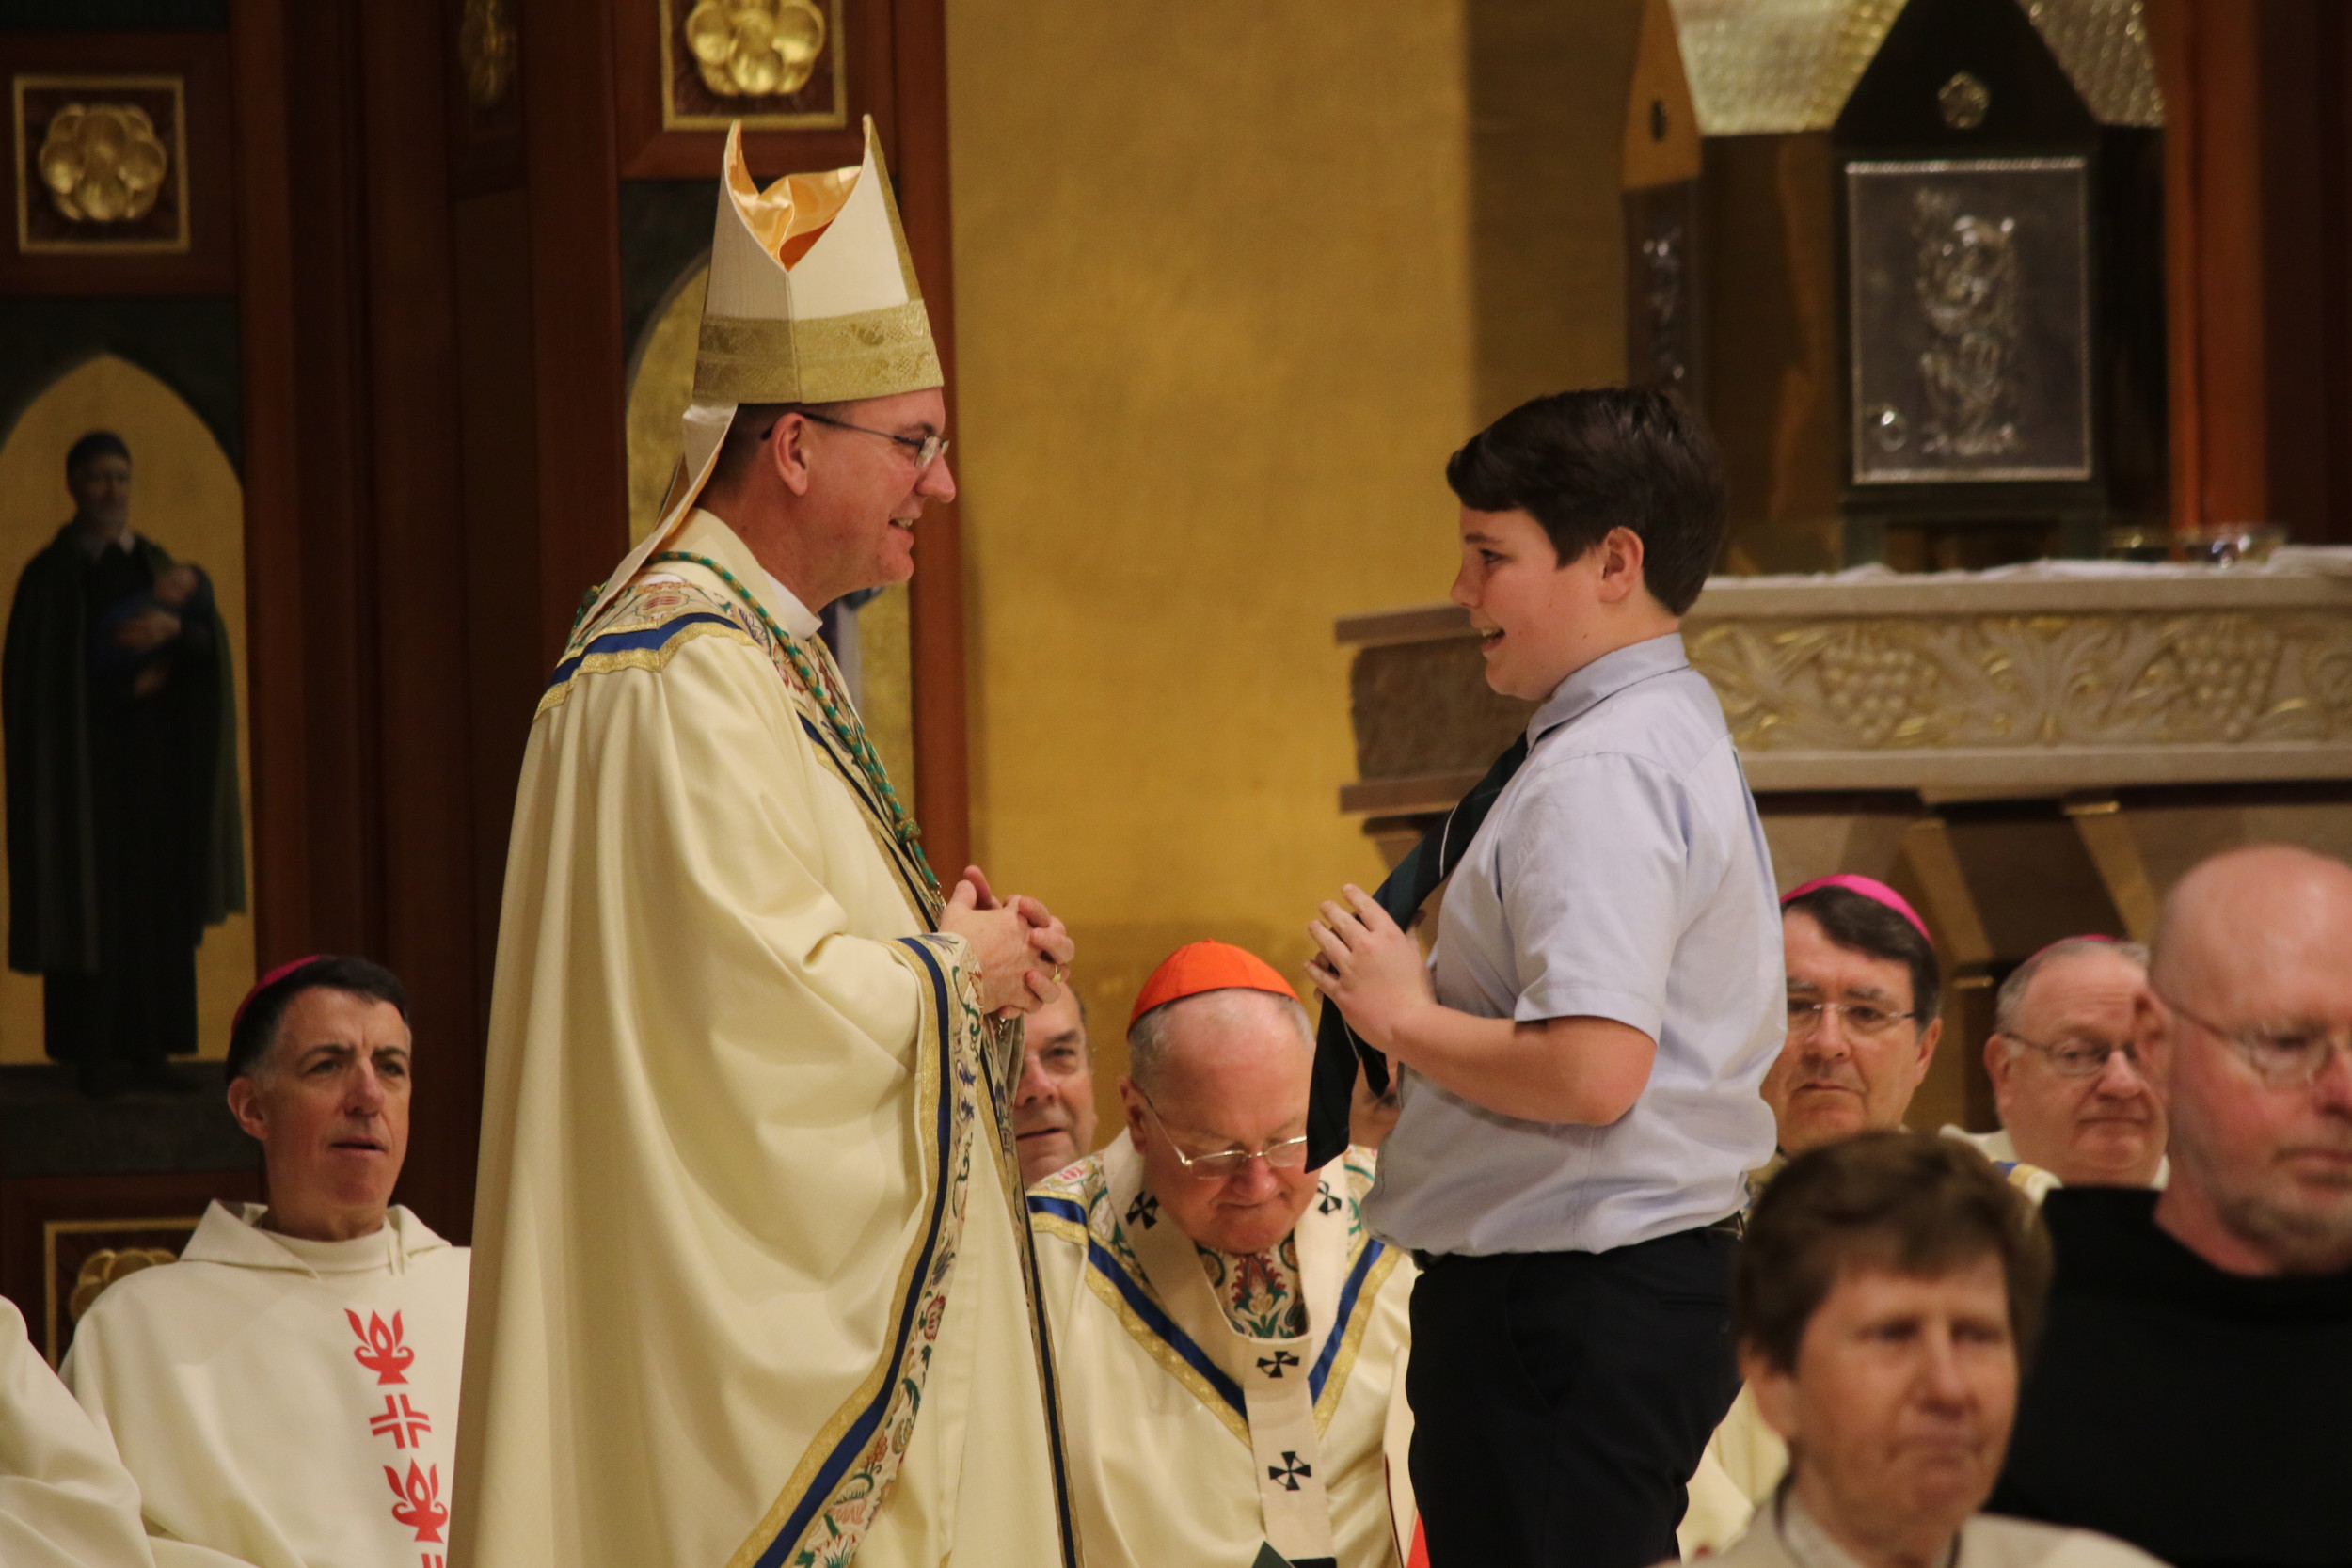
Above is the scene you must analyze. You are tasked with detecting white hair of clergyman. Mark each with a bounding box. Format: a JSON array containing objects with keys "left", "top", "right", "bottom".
[
  {"left": 1994, "top": 937, "right": 2149, "bottom": 1043},
  {"left": 1126, "top": 988, "right": 1312, "bottom": 1098}
]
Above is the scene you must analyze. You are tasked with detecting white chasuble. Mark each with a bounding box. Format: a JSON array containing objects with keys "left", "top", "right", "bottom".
[
  {"left": 0, "top": 1295, "right": 185, "bottom": 1568},
  {"left": 62, "top": 1202, "right": 469, "bottom": 1568},
  {"left": 454, "top": 511, "right": 1074, "bottom": 1568},
  {"left": 1029, "top": 1133, "right": 1413, "bottom": 1568}
]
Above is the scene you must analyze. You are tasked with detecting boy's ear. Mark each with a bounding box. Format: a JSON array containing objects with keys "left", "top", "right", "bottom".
[{"left": 1594, "top": 525, "right": 1649, "bottom": 604}]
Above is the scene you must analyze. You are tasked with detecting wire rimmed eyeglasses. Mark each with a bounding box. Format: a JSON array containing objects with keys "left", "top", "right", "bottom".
[
  {"left": 2157, "top": 987, "right": 2352, "bottom": 1089},
  {"left": 1137, "top": 1090, "right": 1311, "bottom": 1181},
  {"left": 2000, "top": 1031, "right": 2146, "bottom": 1079},
  {"left": 789, "top": 409, "right": 950, "bottom": 473},
  {"left": 1785, "top": 996, "right": 1922, "bottom": 1041}
]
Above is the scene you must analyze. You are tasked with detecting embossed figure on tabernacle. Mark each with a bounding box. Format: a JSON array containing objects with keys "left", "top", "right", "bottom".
[
  {"left": 1913, "top": 187, "right": 2020, "bottom": 459},
  {"left": 3, "top": 430, "right": 244, "bottom": 1097}
]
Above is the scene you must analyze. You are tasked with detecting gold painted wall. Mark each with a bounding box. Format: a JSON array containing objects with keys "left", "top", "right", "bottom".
[
  {"left": 947, "top": 1, "right": 1646, "bottom": 1137},
  {"left": 0, "top": 355, "right": 256, "bottom": 1064}
]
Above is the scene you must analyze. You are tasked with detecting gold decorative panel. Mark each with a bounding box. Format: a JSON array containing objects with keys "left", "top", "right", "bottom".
[
  {"left": 658, "top": 0, "right": 847, "bottom": 131},
  {"left": 460, "top": 0, "right": 519, "bottom": 111},
  {"left": 12, "top": 74, "right": 188, "bottom": 254},
  {"left": 1691, "top": 611, "right": 2352, "bottom": 752},
  {"left": 1665, "top": 0, "right": 2160, "bottom": 135},
  {"left": 2024, "top": 0, "right": 2162, "bottom": 128},
  {"left": 1337, "top": 569, "right": 2352, "bottom": 807}
]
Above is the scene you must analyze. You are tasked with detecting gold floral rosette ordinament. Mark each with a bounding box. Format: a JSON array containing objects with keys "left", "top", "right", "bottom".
[
  {"left": 37, "top": 103, "right": 170, "bottom": 224},
  {"left": 685, "top": 0, "right": 829, "bottom": 98}
]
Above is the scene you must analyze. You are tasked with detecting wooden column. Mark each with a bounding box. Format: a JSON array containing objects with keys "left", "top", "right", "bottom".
[
  {"left": 2153, "top": 0, "right": 2352, "bottom": 544},
  {"left": 893, "top": 0, "right": 971, "bottom": 877}
]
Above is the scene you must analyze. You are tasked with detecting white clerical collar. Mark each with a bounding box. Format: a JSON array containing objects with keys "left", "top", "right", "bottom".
[
  {"left": 683, "top": 508, "right": 823, "bottom": 641},
  {"left": 763, "top": 569, "right": 822, "bottom": 641},
  {"left": 182, "top": 1200, "right": 449, "bottom": 1277}
]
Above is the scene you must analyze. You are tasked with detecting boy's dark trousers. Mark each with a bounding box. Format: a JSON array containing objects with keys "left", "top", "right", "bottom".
[{"left": 1406, "top": 1224, "right": 1742, "bottom": 1568}]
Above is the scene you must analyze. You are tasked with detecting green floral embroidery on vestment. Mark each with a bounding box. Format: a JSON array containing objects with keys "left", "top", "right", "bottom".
[{"left": 1196, "top": 1234, "right": 1308, "bottom": 1339}]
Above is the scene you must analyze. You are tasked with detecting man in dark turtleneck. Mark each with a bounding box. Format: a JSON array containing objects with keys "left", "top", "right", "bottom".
[
  {"left": 3, "top": 430, "right": 243, "bottom": 1097},
  {"left": 1992, "top": 845, "right": 2352, "bottom": 1568}
]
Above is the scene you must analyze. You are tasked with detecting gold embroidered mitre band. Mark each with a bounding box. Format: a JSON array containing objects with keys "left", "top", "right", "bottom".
[
  {"left": 694, "top": 298, "right": 942, "bottom": 404},
  {"left": 691, "top": 116, "right": 943, "bottom": 405}
]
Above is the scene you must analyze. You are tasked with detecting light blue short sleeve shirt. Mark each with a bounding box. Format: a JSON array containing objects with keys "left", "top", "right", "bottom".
[{"left": 1362, "top": 632, "right": 1783, "bottom": 1256}]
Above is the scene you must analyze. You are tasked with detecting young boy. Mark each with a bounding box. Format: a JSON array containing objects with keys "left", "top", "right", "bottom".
[{"left": 1307, "top": 388, "right": 1781, "bottom": 1568}]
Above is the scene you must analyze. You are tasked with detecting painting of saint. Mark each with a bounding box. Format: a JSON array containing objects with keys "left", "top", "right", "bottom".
[{"left": 3, "top": 430, "right": 244, "bottom": 1096}]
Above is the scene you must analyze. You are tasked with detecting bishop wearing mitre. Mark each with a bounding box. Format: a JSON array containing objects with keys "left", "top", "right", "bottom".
[
  {"left": 452, "top": 119, "right": 1079, "bottom": 1568},
  {"left": 1029, "top": 943, "right": 1416, "bottom": 1568}
]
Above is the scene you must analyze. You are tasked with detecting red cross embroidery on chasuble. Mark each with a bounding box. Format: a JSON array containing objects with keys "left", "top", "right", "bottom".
[
  {"left": 348, "top": 1309, "right": 416, "bottom": 1385},
  {"left": 370, "top": 1393, "right": 434, "bottom": 1449}
]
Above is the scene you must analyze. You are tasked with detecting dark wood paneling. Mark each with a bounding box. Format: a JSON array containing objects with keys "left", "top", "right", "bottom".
[
  {"left": 2152, "top": 0, "right": 2352, "bottom": 544},
  {"left": 0, "top": 1167, "right": 262, "bottom": 1366},
  {"left": 0, "top": 29, "right": 235, "bottom": 295},
  {"left": 451, "top": 188, "right": 542, "bottom": 1069},
  {"left": 230, "top": 0, "right": 312, "bottom": 957},
  {"left": 890, "top": 0, "right": 968, "bottom": 879},
  {"left": 520, "top": 0, "right": 628, "bottom": 667},
  {"left": 357, "top": 0, "right": 484, "bottom": 1240}
]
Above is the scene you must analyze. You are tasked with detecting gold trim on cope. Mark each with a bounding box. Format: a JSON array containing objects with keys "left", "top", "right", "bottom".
[{"left": 692, "top": 299, "right": 943, "bottom": 404}]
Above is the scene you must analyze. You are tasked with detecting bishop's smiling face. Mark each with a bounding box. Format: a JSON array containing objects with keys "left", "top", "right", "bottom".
[
  {"left": 794, "top": 388, "right": 955, "bottom": 601},
  {"left": 229, "top": 988, "right": 412, "bottom": 1241}
]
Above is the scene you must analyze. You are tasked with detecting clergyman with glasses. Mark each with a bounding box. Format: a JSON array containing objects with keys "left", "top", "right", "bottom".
[
  {"left": 457, "top": 122, "right": 1077, "bottom": 1568},
  {"left": 1685, "top": 875, "right": 2058, "bottom": 1555},
  {"left": 1993, "top": 845, "right": 2352, "bottom": 1562},
  {"left": 1949, "top": 936, "right": 2168, "bottom": 1190},
  {"left": 1027, "top": 941, "right": 1416, "bottom": 1568},
  {"left": 1761, "top": 876, "right": 2057, "bottom": 1200}
]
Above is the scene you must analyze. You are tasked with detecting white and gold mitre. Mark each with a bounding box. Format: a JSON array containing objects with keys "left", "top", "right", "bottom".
[
  {"left": 583, "top": 115, "right": 941, "bottom": 626},
  {"left": 693, "top": 115, "right": 942, "bottom": 406}
]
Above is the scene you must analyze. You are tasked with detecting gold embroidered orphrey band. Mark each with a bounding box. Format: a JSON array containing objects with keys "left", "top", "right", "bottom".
[{"left": 694, "top": 299, "right": 943, "bottom": 404}]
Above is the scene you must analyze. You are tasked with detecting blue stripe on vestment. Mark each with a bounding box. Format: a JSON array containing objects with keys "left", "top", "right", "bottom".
[
  {"left": 751, "top": 937, "right": 959, "bottom": 1568},
  {"left": 545, "top": 610, "right": 739, "bottom": 689},
  {"left": 1025, "top": 1190, "right": 1249, "bottom": 1420},
  {"left": 1026, "top": 1194, "right": 1388, "bottom": 1417},
  {"left": 1307, "top": 1238, "right": 1385, "bottom": 1399}
]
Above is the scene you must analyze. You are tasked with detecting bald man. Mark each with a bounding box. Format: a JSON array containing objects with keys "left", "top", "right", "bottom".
[
  {"left": 1029, "top": 942, "right": 1414, "bottom": 1568},
  {"left": 1958, "top": 939, "right": 2167, "bottom": 1189},
  {"left": 1993, "top": 846, "right": 2352, "bottom": 1565}
]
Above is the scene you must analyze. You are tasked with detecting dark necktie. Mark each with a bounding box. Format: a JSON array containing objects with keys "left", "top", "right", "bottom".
[{"left": 1305, "top": 734, "right": 1531, "bottom": 1167}]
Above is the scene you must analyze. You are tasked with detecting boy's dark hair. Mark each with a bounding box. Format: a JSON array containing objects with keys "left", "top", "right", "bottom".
[
  {"left": 1783, "top": 883, "right": 1942, "bottom": 1023},
  {"left": 1443, "top": 387, "right": 1726, "bottom": 614},
  {"left": 227, "top": 956, "right": 410, "bottom": 1081},
  {"left": 1736, "top": 1130, "right": 2053, "bottom": 1372}
]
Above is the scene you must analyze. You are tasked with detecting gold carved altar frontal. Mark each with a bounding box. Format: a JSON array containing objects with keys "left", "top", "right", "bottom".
[{"left": 1336, "top": 567, "right": 2352, "bottom": 809}]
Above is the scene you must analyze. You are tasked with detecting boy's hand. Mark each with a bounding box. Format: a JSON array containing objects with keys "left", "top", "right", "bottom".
[{"left": 1306, "top": 884, "right": 1435, "bottom": 1054}]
